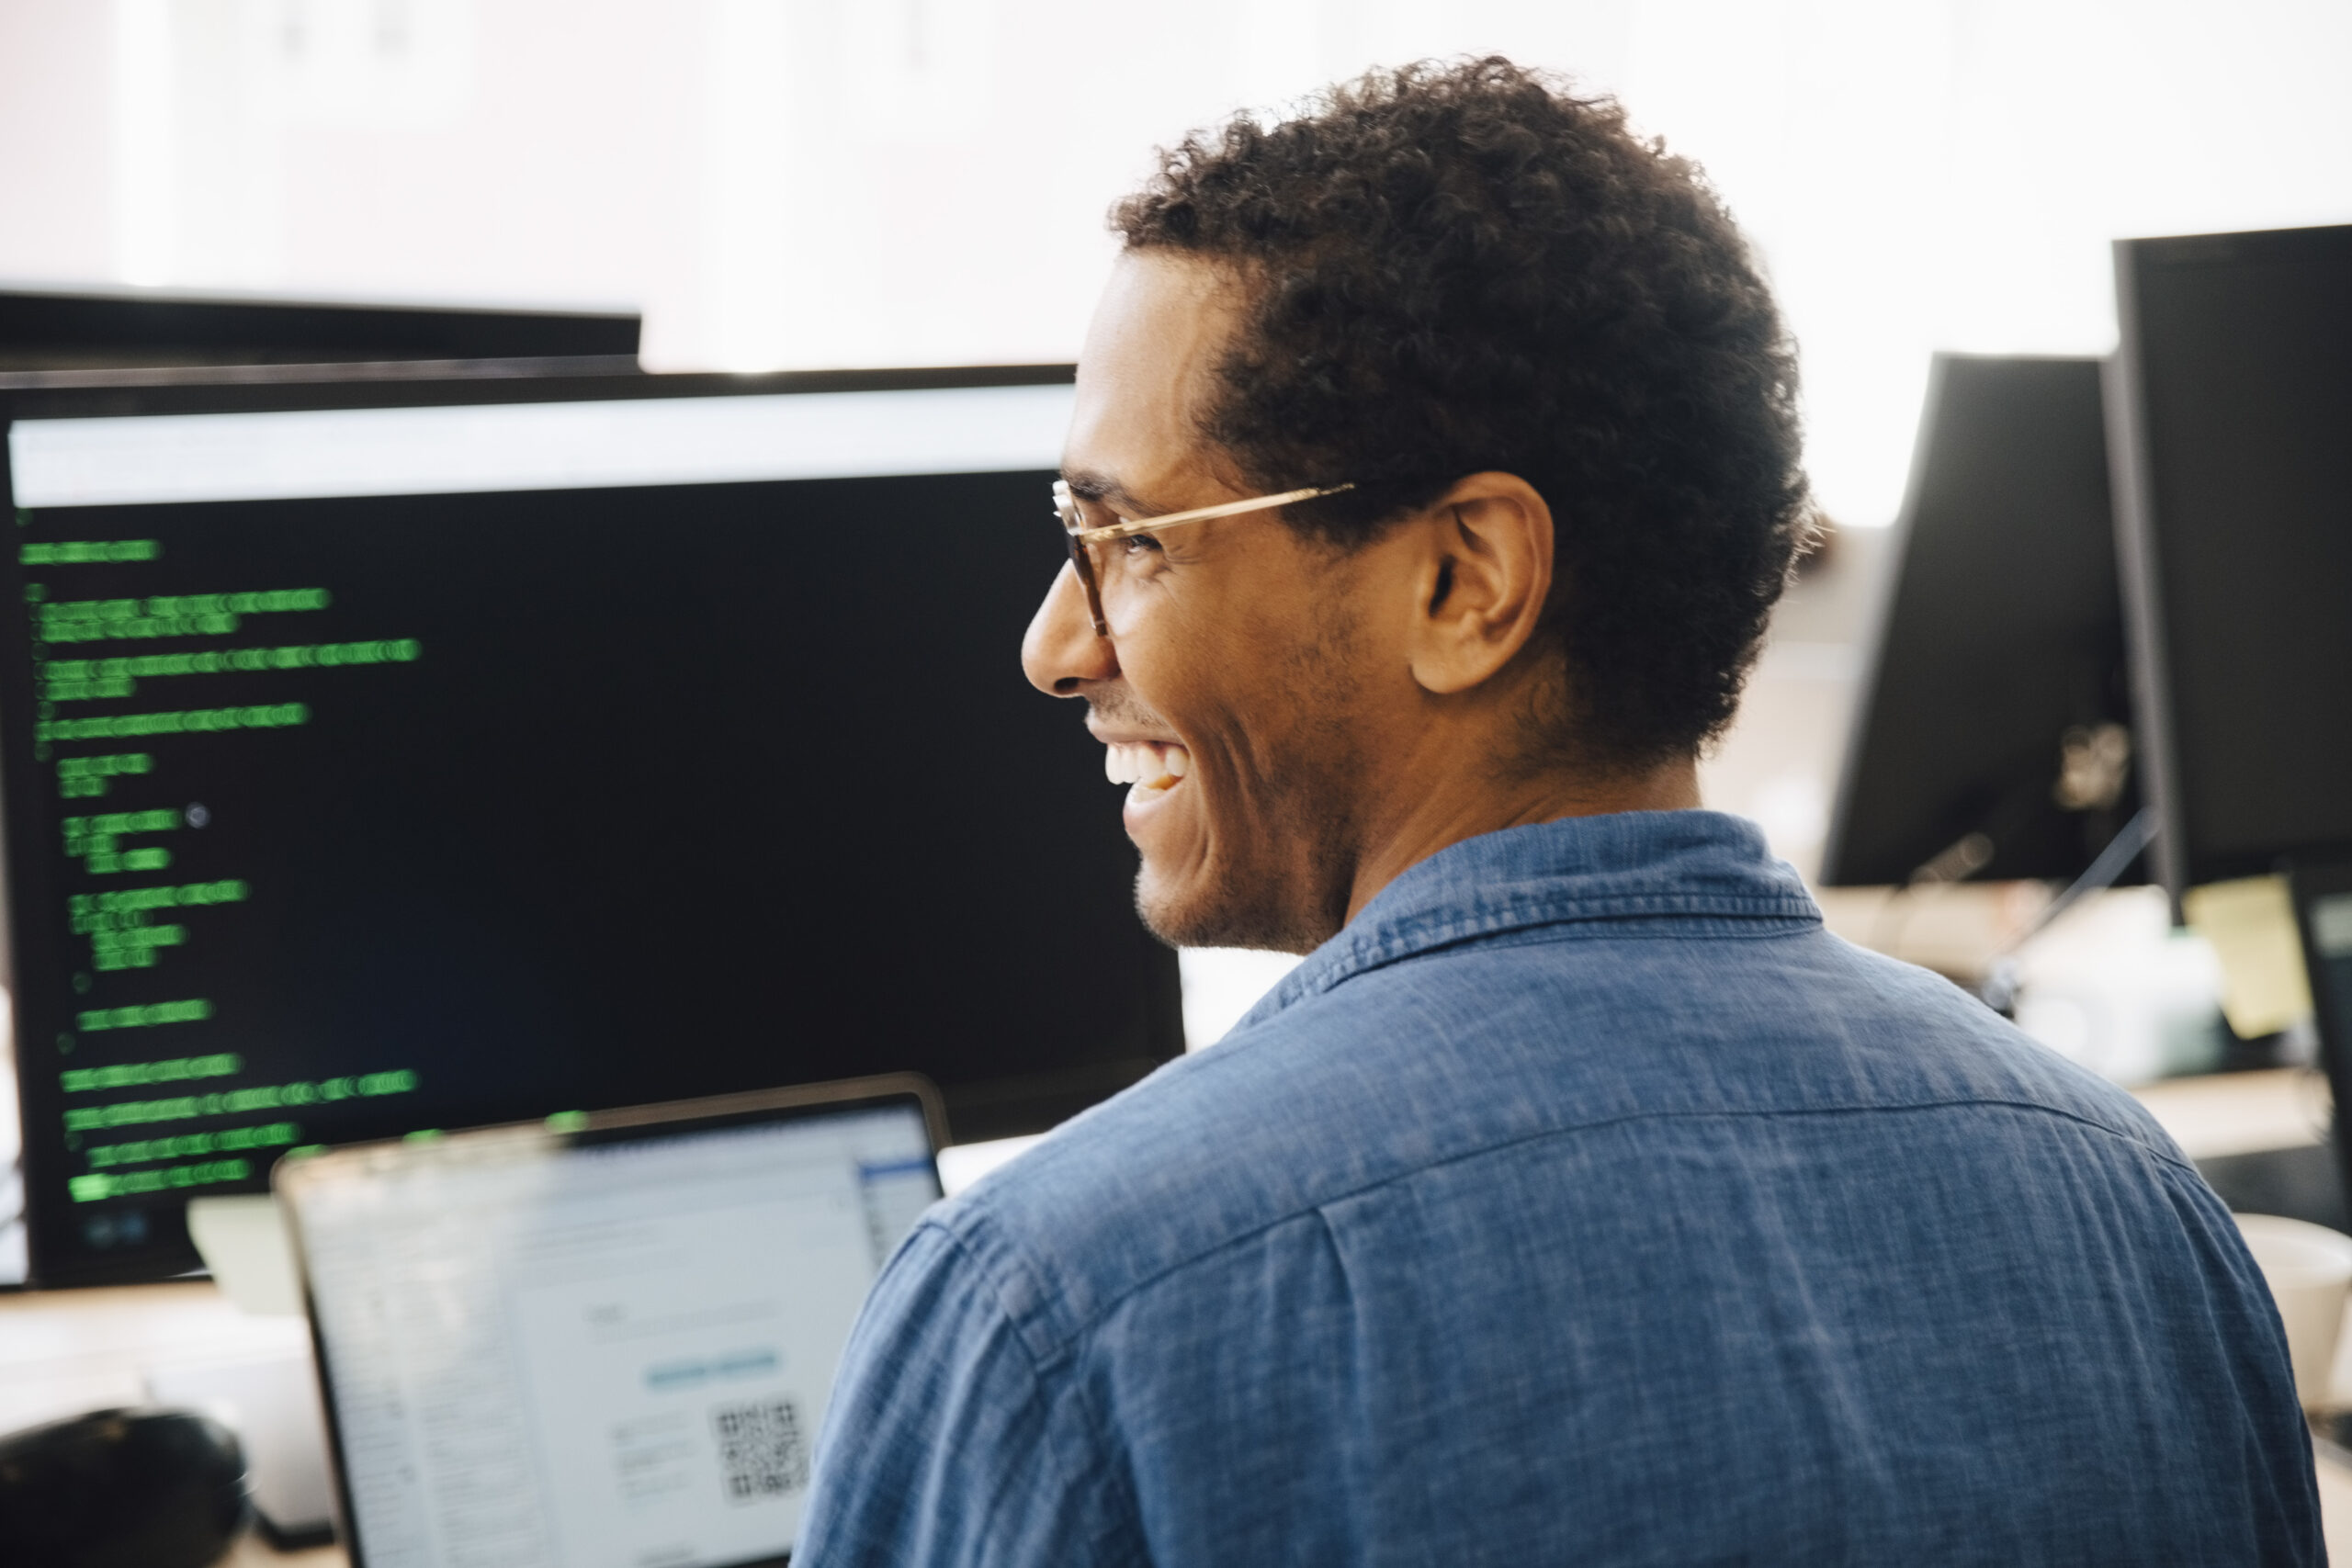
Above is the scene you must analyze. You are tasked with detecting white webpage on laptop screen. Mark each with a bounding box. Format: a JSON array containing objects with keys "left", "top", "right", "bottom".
[{"left": 291, "top": 1107, "right": 937, "bottom": 1568}]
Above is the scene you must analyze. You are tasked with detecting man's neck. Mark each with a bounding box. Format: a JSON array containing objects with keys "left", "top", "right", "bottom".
[{"left": 1341, "top": 754, "right": 1702, "bottom": 929}]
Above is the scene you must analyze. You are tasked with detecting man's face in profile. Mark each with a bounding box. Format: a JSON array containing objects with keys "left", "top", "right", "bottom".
[{"left": 1023, "top": 253, "right": 1380, "bottom": 954}]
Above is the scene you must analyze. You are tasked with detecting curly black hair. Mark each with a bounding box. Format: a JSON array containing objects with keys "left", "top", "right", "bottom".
[{"left": 1111, "top": 57, "right": 1813, "bottom": 769}]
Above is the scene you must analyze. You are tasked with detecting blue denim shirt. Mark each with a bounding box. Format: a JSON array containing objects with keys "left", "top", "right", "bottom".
[{"left": 799, "top": 811, "right": 2319, "bottom": 1565}]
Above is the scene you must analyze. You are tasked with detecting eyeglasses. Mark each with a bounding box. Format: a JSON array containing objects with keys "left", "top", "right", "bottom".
[{"left": 1053, "top": 478, "right": 1355, "bottom": 637}]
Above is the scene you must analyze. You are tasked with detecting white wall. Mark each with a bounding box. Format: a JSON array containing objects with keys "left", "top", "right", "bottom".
[
  {"left": 5, "top": 1, "right": 2348, "bottom": 529},
  {"left": 1623, "top": 0, "right": 2352, "bottom": 531}
]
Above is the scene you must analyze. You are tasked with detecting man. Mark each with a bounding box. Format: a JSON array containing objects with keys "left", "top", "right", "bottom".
[{"left": 799, "top": 59, "right": 2318, "bottom": 1563}]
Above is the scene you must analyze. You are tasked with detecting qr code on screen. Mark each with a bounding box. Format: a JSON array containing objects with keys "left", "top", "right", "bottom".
[{"left": 712, "top": 1396, "right": 810, "bottom": 1504}]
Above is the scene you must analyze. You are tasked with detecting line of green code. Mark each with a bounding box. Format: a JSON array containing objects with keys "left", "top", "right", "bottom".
[
  {"left": 41, "top": 639, "right": 421, "bottom": 702},
  {"left": 62, "top": 1052, "right": 242, "bottom": 1093},
  {"left": 34, "top": 588, "right": 331, "bottom": 645},
  {"left": 86, "top": 1120, "right": 301, "bottom": 1169},
  {"left": 21, "top": 541, "right": 161, "bottom": 565},
  {"left": 75, "top": 998, "right": 215, "bottom": 1032},
  {"left": 36, "top": 703, "right": 309, "bottom": 744},
  {"left": 62, "top": 1067, "right": 421, "bottom": 1131}
]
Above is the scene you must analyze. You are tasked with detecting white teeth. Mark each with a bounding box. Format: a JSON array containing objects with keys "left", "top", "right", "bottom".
[{"left": 1102, "top": 741, "right": 1192, "bottom": 791}]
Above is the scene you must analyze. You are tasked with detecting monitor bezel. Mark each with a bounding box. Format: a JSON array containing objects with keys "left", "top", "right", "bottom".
[
  {"left": 0, "top": 359, "right": 1071, "bottom": 425},
  {"left": 1, "top": 283, "right": 641, "bottom": 378}
]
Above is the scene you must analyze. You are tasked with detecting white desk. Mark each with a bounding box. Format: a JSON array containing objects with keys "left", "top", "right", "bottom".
[
  {"left": 2132, "top": 1066, "right": 2336, "bottom": 1162},
  {"left": 0, "top": 1280, "right": 336, "bottom": 1563},
  {"left": 223, "top": 1529, "right": 342, "bottom": 1566}
]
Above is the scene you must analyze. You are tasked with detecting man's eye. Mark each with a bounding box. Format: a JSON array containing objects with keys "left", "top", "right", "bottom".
[{"left": 1118, "top": 534, "right": 1163, "bottom": 556}]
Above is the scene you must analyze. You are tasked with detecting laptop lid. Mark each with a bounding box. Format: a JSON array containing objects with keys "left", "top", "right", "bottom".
[{"left": 275, "top": 1074, "right": 946, "bottom": 1568}]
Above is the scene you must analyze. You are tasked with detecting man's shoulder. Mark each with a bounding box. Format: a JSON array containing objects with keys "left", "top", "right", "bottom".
[
  {"left": 923, "top": 921, "right": 2187, "bottom": 1357},
  {"left": 919, "top": 1021, "right": 1367, "bottom": 1355}
]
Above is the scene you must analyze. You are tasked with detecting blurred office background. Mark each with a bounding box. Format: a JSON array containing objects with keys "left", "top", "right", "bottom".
[
  {"left": 6, "top": 2, "right": 2348, "bottom": 521},
  {"left": 1, "top": 0, "right": 2348, "bottom": 1047}
]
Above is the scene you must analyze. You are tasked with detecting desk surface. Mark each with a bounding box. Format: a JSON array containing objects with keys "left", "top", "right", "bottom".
[
  {"left": 7, "top": 1067, "right": 2351, "bottom": 1563},
  {"left": 224, "top": 1532, "right": 343, "bottom": 1566}
]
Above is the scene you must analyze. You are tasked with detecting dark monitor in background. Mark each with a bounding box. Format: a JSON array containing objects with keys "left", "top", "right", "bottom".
[
  {"left": 2108, "top": 222, "right": 2352, "bottom": 898},
  {"left": 0, "top": 367, "right": 1182, "bottom": 1287},
  {"left": 0, "top": 284, "right": 639, "bottom": 381},
  {"left": 1821, "top": 354, "right": 2143, "bottom": 888},
  {"left": 2291, "top": 860, "right": 2352, "bottom": 1204}
]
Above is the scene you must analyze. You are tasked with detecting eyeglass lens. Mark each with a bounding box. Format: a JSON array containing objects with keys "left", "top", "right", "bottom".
[
  {"left": 1065, "top": 531, "right": 1108, "bottom": 634},
  {"left": 1055, "top": 486, "right": 1110, "bottom": 635}
]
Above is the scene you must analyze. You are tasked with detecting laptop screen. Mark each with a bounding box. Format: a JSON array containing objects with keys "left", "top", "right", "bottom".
[{"left": 283, "top": 1097, "right": 938, "bottom": 1568}]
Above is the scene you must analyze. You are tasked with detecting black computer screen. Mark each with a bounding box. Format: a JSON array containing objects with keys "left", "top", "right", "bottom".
[
  {"left": 1822, "top": 355, "right": 2141, "bottom": 887},
  {"left": 2111, "top": 223, "right": 2352, "bottom": 894},
  {"left": 2293, "top": 862, "right": 2352, "bottom": 1203},
  {"left": 1, "top": 370, "right": 1181, "bottom": 1285}
]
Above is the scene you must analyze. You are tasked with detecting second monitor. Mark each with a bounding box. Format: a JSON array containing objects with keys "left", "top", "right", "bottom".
[{"left": 1822, "top": 354, "right": 2143, "bottom": 890}]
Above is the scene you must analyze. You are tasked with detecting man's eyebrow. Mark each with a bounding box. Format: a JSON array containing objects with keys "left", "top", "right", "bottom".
[{"left": 1060, "top": 469, "right": 1161, "bottom": 519}]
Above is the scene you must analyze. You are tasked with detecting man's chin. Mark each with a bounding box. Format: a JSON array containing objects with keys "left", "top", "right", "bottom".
[{"left": 1134, "top": 864, "right": 1323, "bottom": 956}]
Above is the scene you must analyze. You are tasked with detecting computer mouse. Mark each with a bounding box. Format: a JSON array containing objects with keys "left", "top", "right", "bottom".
[{"left": 0, "top": 1406, "right": 248, "bottom": 1568}]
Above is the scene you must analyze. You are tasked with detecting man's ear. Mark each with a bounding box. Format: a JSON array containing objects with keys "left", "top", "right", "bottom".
[{"left": 1401, "top": 472, "right": 1555, "bottom": 696}]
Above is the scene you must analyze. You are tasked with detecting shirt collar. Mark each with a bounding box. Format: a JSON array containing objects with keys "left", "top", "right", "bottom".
[{"left": 1239, "top": 809, "right": 1820, "bottom": 1029}]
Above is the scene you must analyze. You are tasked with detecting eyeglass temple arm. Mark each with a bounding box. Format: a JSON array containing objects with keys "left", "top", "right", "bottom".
[{"left": 1069, "top": 483, "right": 1354, "bottom": 544}]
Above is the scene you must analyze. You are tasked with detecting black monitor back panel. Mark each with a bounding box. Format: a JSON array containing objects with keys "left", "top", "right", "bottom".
[
  {"left": 1, "top": 367, "right": 1182, "bottom": 1285},
  {"left": 1822, "top": 354, "right": 2141, "bottom": 887},
  {"left": 0, "top": 286, "right": 639, "bottom": 373},
  {"left": 2109, "top": 222, "right": 2352, "bottom": 896},
  {"left": 2293, "top": 861, "right": 2352, "bottom": 1190}
]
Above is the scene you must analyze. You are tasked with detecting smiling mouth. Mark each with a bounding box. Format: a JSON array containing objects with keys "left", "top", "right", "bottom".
[{"left": 1103, "top": 740, "right": 1192, "bottom": 800}]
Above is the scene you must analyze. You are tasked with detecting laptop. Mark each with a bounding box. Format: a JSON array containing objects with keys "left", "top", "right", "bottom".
[{"left": 276, "top": 1075, "right": 947, "bottom": 1568}]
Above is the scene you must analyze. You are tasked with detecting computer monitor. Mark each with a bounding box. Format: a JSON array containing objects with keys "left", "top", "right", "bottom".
[
  {"left": 1, "top": 367, "right": 1182, "bottom": 1286},
  {"left": 2290, "top": 861, "right": 2352, "bottom": 1204},
  {"left": 2108, "top": 222, "right": 2352, "bottom": 897},
  {"left": 1821, "top": 354, "right": 2143, "bottom": 888},
  {"left": 0, "top": 285, "right": 639, "bottom": 381}
]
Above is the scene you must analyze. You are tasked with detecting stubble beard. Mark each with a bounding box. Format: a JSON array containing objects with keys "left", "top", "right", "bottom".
[
  {"left": 1123, "top": 614, "right": 1369, "bottom": 956},
  {"left": 1133, "top": 761, "right": 1358, "bottom": 954}
]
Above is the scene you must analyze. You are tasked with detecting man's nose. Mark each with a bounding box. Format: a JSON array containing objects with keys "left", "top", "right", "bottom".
[{"left": 1023, "top": 561, "right": 1118, "bottom": 695}]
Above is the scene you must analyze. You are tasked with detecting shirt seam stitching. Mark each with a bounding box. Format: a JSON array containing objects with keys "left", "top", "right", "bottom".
[
  {"left": 1001, "top": 1098, "right": 2195, "bottom": 1342},
  {"left": 912, "top": 1217, "right": 1148, "bottom": 1561}
]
